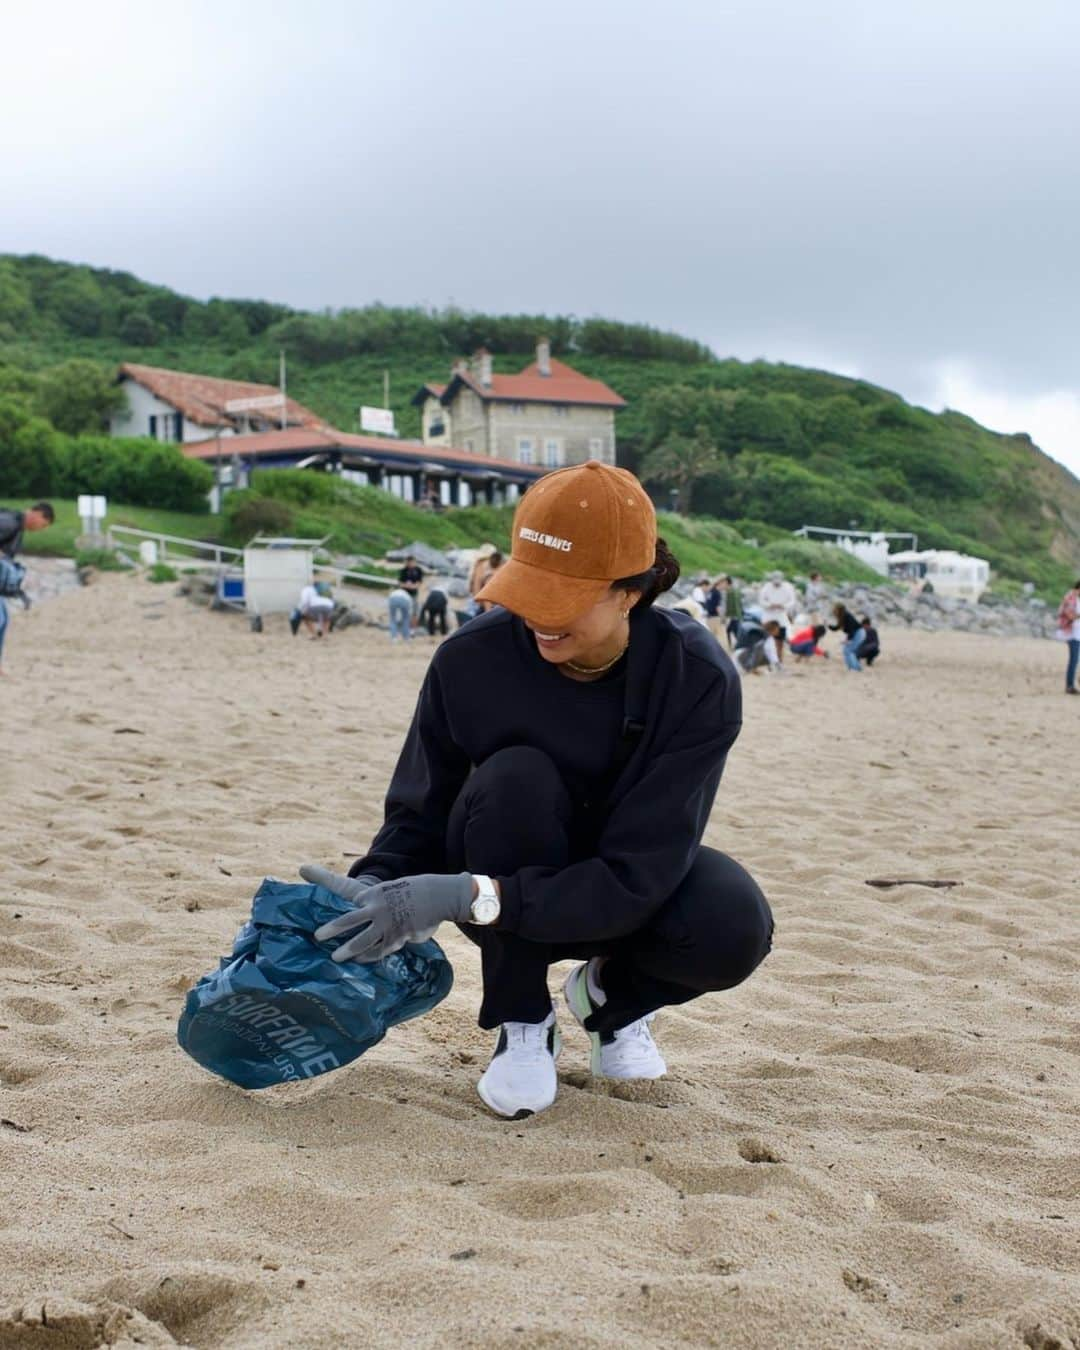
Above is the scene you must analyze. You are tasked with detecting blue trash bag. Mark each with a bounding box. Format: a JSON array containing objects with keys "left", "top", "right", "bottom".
[{"left": 177, "top": 877, "right": 454, "bottom": 1089}]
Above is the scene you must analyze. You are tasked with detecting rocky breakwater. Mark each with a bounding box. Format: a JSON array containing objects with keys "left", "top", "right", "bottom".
[{"left": 774, "top": 581, "right": 1058, "bottom": 640}]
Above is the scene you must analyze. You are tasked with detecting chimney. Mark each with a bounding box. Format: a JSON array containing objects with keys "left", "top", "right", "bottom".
[
  {"left": 473, "top": 347, "right": 493, "bottom": 387},
  {"left": 536, "top": 337, "right": 551, "bottom": 377},
  {"left": 452, "top": 357, "right": 468, "bottom": 377}
]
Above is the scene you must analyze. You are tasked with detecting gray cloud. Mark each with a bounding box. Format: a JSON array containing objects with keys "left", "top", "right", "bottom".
[{"left": 3, "top": 0, "right": 1079, "bottom": 461}]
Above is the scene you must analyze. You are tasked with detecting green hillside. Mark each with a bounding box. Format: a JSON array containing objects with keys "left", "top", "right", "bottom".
[{"left": 2, "top": 253, "right": 1078, "bottom": 593}]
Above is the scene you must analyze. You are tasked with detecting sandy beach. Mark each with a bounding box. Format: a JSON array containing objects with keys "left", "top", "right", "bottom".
[{"left": 1, "top": 574, "right": 1078, "bottom": 1349}]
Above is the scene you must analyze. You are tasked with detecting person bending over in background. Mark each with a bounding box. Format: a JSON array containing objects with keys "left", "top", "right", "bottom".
[
  {"left": 789, "top": 623, "right": 829, "bottom": 661},
  {"left": 860, "top": 617, "right": 881, "bottom": 667},
  {"left": 290, "top": 580, "right": 334, "bottom": 639},
  {"left": 829, "top": 602, "right": 865, "bottom": 671},
  {"left": 734, "top": 618, "right": 784, "bottom": 675},
  {"left": 0, "top": 502, "right": 54, "bottom": 675},
  {"left": 301, "top": 463, "right": 771, "bottom": 1119},
  {"left": 419, "top": 585, "right": 449, "bottom": 637}
]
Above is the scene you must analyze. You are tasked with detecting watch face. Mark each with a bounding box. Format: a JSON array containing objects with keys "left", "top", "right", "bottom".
[{"left": 472, "top": 896, "right": 500, "bottom": 924}]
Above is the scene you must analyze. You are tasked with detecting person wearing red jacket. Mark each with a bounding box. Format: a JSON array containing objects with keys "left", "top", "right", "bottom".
[{"left": 788, "top": 623, "right": 828, "bottom": 660}]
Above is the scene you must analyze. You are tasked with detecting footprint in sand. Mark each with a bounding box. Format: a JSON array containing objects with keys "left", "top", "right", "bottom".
[
  {"left": 0, "top": 1297, "right": 175, "bottom": 1348},
  {"left": 4, "top": 996, "right": 64, "bottom": 1026},
  {"left": 99, "top": 1267, "right": 269, "bottom": 1348}
]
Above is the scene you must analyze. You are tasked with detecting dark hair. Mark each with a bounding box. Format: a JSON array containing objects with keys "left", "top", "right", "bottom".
[
  {"left": 764, "top": 620, "right": 782, "bottom": 635},
  {"left": 489, "top": 551, "right": 504, "bottom": 566},
  {"left": 611, "top": 536, "right": 681, "bottom": 608},
  {"left": 32, "top": 501, "right": 55, "bottom": 522},
  {"left": 812, "top": 624, "right": 826, "bottom": 639}
]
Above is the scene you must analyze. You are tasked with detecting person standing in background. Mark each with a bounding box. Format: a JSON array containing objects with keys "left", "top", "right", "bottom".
[
  {"left": 0, "top": 502, "right": 54, "bottom": 676},
  {"left": 757, "top": 571, "right": 797, "bottom": 662},
  {"left": 804, "top": 571, "right": 827, "bottom": 614},
  {"left": 473, "top": 551, "right": 504, "bottom": 614},
  {"left": 1057, "top": 580, "right": 1080, "bottom": 694},
  {"left": 720, "top": 576, "right": 744, "bottom": 648},
  {"left": 703, "top": 578, "right": 724, "bottom": 640},
  {"left": 398, "top": 555, "right": 425, "bottom": 623}
]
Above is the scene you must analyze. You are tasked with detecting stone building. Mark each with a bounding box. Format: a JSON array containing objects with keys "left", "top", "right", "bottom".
[{"left": 412, "top": 341, "right": 625, "bottom": 469}]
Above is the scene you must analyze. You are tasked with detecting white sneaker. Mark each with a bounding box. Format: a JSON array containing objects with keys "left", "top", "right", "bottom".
[
  {"left": 476, "top": 1010, "right": 561, "bottom": 1119},
  {"left": 563, "top": 961, "right": 667, "bottom": 1080}
]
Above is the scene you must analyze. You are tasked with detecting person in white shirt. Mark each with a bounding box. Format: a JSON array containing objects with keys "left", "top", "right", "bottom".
[
  {"left": 690, "top": 575, "right": 710, "bottom": 608},
  {"left": 292, "top": 582, "right": 335, "bottom": 639},
  {"left": 756, "top": 571, "right": 797, "bottom": 661}
]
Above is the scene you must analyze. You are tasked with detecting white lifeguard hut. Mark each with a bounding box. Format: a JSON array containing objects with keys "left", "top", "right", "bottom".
[
  {"left": 242, "top": 536, "right": 327, "bottom": 620},
  {"left": 886, "top": 549, "right": 990, "bottom": 602}
]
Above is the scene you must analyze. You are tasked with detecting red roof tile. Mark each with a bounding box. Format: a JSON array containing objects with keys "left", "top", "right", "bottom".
[
  {"left": 119, "top": 362, "right": 324, "bottom": 431},
  {"left": 448, "top": 358, "right": 625, "bottom": 409}
]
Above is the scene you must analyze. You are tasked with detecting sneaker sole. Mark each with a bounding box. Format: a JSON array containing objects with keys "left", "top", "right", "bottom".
[
  {"left": 562, "top": 965, "right": 604, "bottom": 1077},
  {"left": 475, "top": 1026, "right": 562, "bottom": 1120}
]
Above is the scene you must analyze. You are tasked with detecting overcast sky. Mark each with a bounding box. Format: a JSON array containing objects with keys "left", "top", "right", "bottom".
[{"left": 4, "top": 0, "right": 1080, "bottom": 475}]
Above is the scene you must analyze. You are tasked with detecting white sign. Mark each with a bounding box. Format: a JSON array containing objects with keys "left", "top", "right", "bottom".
[
  {"left": 224, "top": 394, "right": 286, "bottom": 414},
  {"left": 77, "top": 495, "right": 107, "bottom": 519},
  {"left": 360, "top": 405, "right": 396, "bottom": 436}
]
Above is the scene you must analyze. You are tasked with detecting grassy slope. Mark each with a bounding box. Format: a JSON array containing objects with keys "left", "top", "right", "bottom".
[
  {"left": 7, "top": 498, "right": 222, "bottom": 557},
  {"left": 13, "top": 484, "right": 884, "bottom": 587}
]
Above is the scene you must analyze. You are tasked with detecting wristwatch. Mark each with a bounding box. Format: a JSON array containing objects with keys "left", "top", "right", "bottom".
[{"left": 468, "top": 874, "right": 501, "bottom": 925}]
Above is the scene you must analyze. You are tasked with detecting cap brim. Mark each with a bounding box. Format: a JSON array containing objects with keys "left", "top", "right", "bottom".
[{"left": 475, "top": 556, "right": 613, "bottom": 629}]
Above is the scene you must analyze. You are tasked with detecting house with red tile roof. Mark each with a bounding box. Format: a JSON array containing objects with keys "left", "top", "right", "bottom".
[
  {"left": 413, "top": 341, "right": 625, "bottom": 470},
  {"left": 109, "top": 362, "right": 325, "bottom": 443}
]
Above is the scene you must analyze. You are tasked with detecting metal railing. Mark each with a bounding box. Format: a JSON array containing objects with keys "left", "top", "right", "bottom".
[
  {"left": 110, "top": 525, "right": 242, "bottom": 567},
  {"left": 109, "top": 525, "right": 395, "bottom": 589}
]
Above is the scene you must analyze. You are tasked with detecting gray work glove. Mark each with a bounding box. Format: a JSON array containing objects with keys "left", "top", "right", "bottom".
[{"left": 301, "top": 865, "right": 474, "bottom": 964}]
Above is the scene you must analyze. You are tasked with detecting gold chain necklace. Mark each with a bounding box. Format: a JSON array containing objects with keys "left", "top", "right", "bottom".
[{"left": 564, "top": 640, "right": 629, "bottom": 676}]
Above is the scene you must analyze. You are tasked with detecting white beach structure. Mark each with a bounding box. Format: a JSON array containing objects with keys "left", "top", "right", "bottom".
[
  {"left": 794, "top": 526, "right": 991, "bottom": 601},
  {"left": 793, "top": 526, "right": 917, "bottom": 576},
  {"left": 885, "top": 550, "right": 990, "bottom": 602}
]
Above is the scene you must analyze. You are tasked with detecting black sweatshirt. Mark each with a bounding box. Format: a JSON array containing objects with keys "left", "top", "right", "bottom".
[
  {"left": 351, "top": 605, "right": 743, "bottom": 944},
  {"left": 829, "top": 608, "right": 860, "bottom": 638}
]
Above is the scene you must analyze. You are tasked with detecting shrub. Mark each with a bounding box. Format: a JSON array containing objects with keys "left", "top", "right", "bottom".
[
  {"left": 74, "top": 546, "right": 127, "bottom": 571},
  {"left": 223, "top": 492, "right": 294, "bottom": 543},
  {"left": 147, "top": 562, "right": 178, "bottom": 583}
]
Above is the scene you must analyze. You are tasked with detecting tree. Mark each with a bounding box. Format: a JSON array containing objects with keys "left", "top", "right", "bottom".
[
  {"left": 0, "top": 398, "right": 59, "bottom": 496},
  {"left": 639, "top": 427, "right": 723, "bottom": 514},
  {"left": 48, "top": 270, "right": 106, "bottom": 336},
  {"left": 35, "top": 360, "right": 127, "bottom": 435},
  {"left": 118, "top": 308, "right": 163, "bottom": 346}
]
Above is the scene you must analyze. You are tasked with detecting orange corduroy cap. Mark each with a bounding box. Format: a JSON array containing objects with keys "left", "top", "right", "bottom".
[{"left": 476, "top": 461, "right": 657, "bottom": 628}]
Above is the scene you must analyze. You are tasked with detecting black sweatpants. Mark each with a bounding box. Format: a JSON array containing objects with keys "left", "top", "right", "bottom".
[{"left": 446, "top": 747, "right": 773, "bottom": 1035}]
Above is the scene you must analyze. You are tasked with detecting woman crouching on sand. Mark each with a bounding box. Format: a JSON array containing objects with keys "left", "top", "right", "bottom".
[{"left": 301, "top": 463, "right": 772, "bottom": 1119}]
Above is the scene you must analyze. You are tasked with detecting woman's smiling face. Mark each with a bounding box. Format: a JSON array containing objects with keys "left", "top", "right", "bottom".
[{"left": 521, "top": 587, "right": 641, "bottom": 668}]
